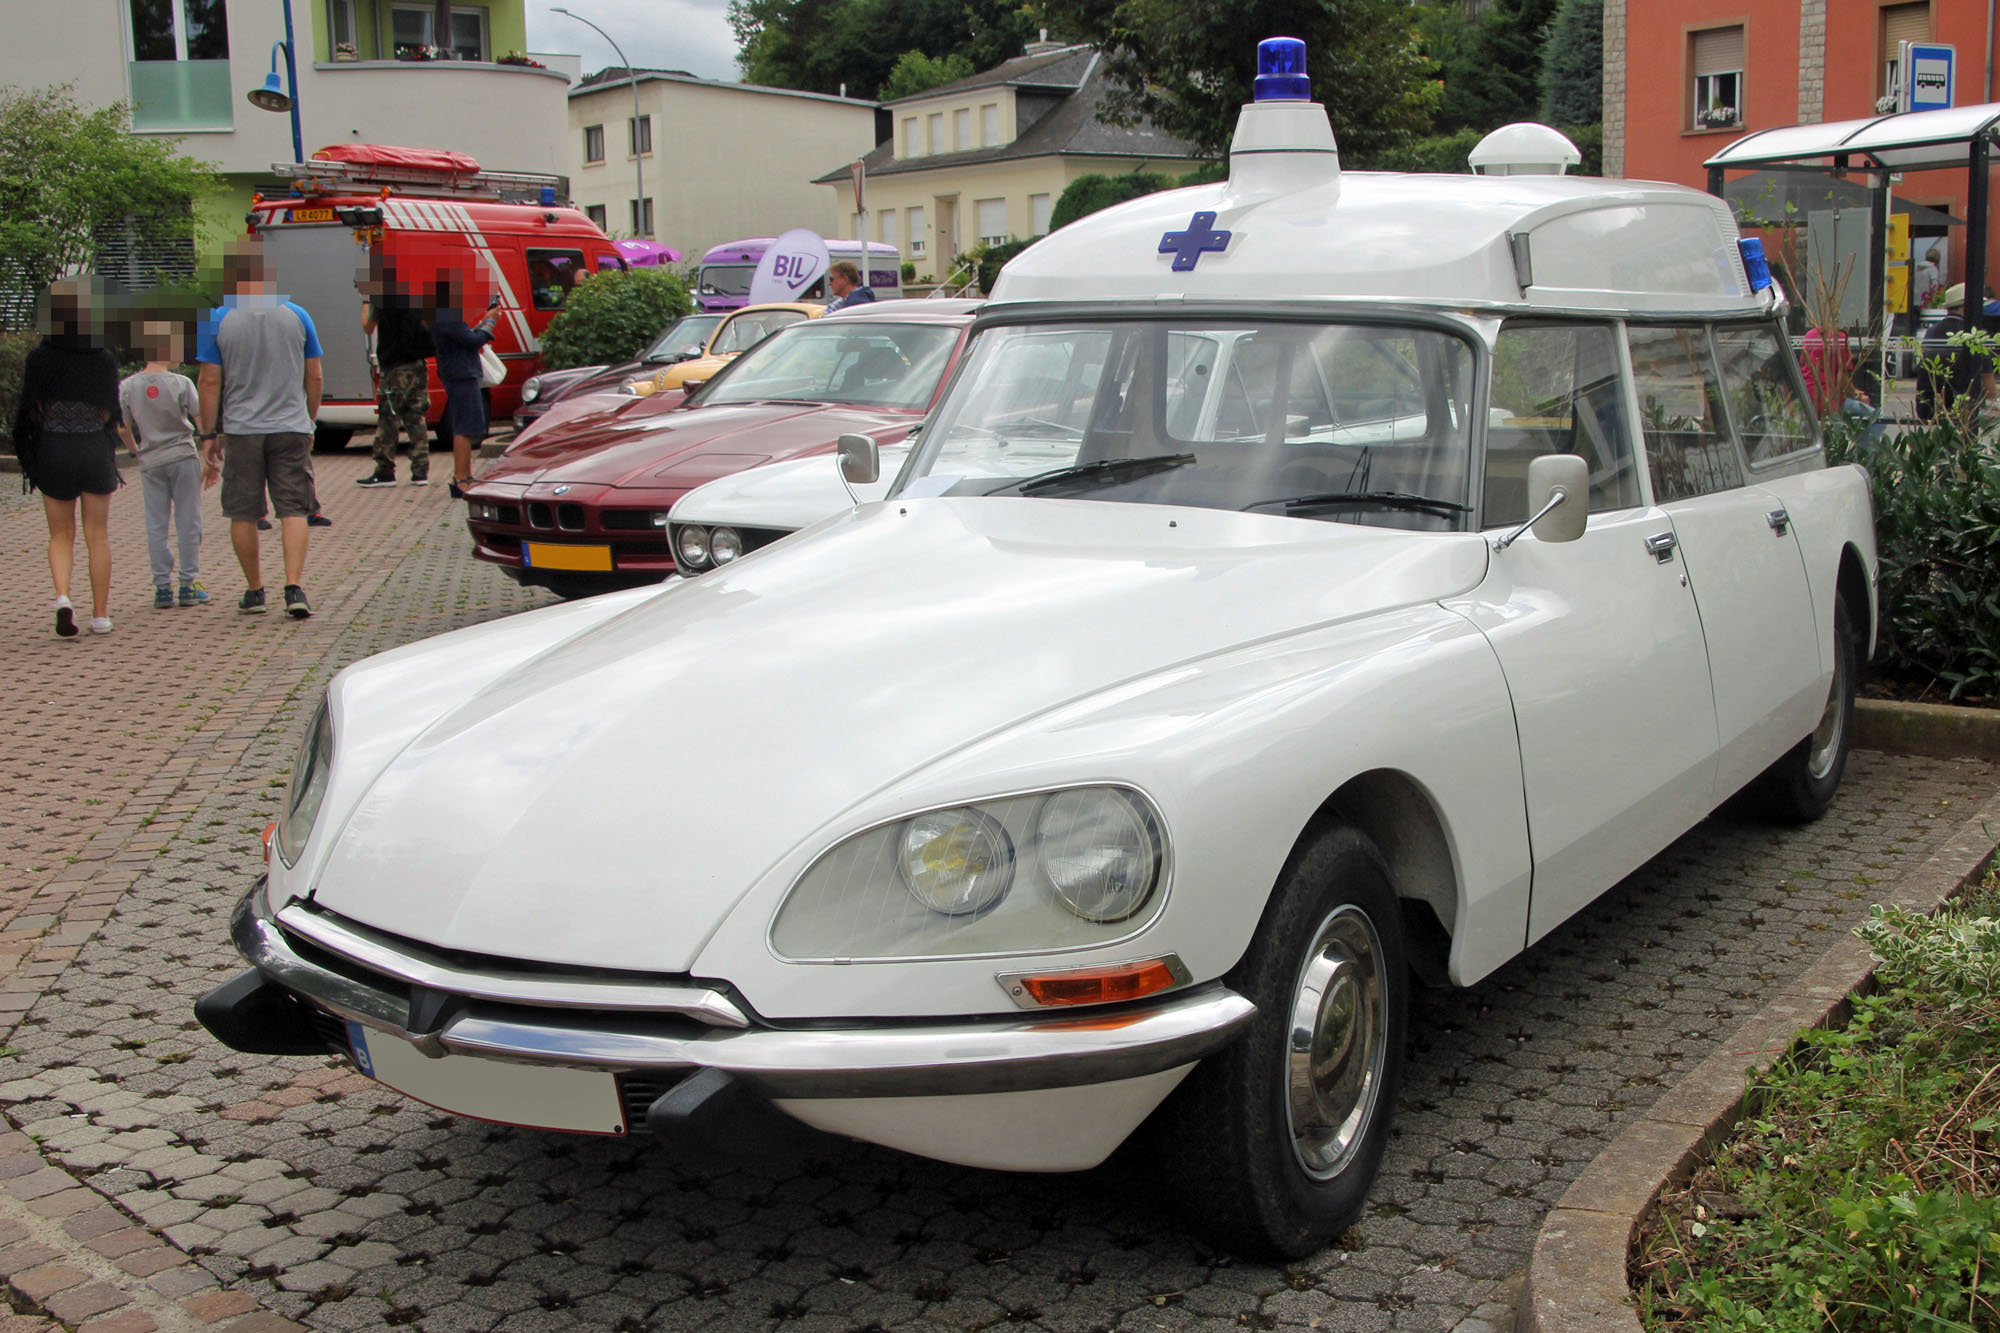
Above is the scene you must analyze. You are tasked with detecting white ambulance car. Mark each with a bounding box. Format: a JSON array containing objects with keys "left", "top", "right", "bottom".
[{"left": 201, "top": 40, "right": 1874, "bottom": 1260}]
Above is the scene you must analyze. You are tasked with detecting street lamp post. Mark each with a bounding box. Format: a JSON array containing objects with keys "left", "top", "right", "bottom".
[
  {"left": 245, "top": 0, "right": 306, "bottom": 163},
  {"left": 552, "top": 6, "right": 647, "bottom": 237}
]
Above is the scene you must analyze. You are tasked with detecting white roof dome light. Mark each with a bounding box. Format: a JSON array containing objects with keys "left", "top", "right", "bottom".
[{"left": 1468, "top": 123, "right": 1583, "bottom": 176}]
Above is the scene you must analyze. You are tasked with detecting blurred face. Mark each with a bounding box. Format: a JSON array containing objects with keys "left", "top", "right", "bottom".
[{"left": 829, "top": 269, "right": 854, "bottom": 297}]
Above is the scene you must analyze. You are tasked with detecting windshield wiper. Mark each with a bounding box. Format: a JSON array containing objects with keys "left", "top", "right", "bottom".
[
  {"left": 989, "top": 452, "right": 1197, "bottom": 497},
  {"left": 1245, "top": 489, "right": 1471, "bottom": 518}
]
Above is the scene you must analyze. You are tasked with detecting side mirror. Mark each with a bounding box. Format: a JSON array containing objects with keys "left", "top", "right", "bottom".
[
  {"left": 837, "top": 433, "right": 879, "bottom": 485},
  {"left": 1526, "top": 453, "right": 1588, "bottom": 544},
  {"left": 1494, "top": 453, "right": 1589, "bottom": 550},
  {"left": 680, "top": 379, "right": 705, "bottom": 394}
]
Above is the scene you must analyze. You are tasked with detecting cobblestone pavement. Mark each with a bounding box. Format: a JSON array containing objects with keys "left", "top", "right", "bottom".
[{"left": 0, "top": 450, "right": 1994, "bottom": 1333}]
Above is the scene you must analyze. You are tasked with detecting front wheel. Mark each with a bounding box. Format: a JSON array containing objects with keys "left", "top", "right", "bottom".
[
  {"left": 1745, "top": 596, "right": 1857, "bottom": 823},
  {"left": 1151, "top": 824, "right": 1407, "bottom": 1259}
]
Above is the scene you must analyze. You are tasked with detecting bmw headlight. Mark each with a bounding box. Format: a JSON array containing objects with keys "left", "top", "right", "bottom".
[
  {"left": 709, "top": 526, "right": 743, "bottom": 564},
  {"left": 275, "top": 699, "right": 333, "bottom": 868},
  {"left": 771, "top": 786, "right": 1168, "bottom": 961},
  {"left": 520, "top": 375, "right": 543, "bottom": 404},
  {"left": 675, "top": 525, "right": 709, "bottom": 569}
]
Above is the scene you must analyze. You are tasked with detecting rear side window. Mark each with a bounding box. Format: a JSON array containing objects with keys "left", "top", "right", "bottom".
[
  {"left": 1484, "top": 322, "right": 1640, "bottom": 526},
  {"left": 1628, "top": 325, "right": 1744, "bottom": 502},
  {"left": 714, "top": 309, "right": 808, "bottom": 355},
  {"left": 525, "top": 248, "right": 587, "bottom": 310},
  {"left": 1712, "top": 324, "right": 1817, "bottom": 466}
]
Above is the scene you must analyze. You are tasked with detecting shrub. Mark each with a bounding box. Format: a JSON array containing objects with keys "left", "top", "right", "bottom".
[
  {"left": 536, "top": 268, "right": 692, "bottom": 371},
  {"left": 1049, "top": 171, "right": 1175, "bottom": 231},
  {"left": 1826, "top": 418, "right": 2000, "bottom": 702},
  {"left": 901, "top": 261, "right": 916, "bottom": 282},
  {"left": 0, "top": 328, "right": 40, "bottom": 452},
  {"left": 977, "top": 238, "right": 1033, "bottom": 294}
]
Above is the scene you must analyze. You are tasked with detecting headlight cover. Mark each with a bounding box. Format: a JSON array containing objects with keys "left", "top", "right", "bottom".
[
  {"left": 520, "top": 376, "right": 543, "bottom": 403},
  {"left": 771, "top": 785, "right": 1169, "bottom": 962},
  {"left": 675, "top": 525, "right": 710, "bottom": 569},
  {"left": 709, "top": 526, "right": 743, "bottom": 564},
  {"left": 275, "top": 699, "right": 333, "bottom": 868}
]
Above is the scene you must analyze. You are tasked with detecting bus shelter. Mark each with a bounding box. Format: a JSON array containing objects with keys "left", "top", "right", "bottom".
[{"left": 1705, "top": 104, "right": 2000, "bottom": 342}]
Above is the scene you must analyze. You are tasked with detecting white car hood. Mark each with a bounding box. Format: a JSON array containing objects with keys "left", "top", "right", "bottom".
[
  {"left": 308, "top": 499, "right": 1490, "bottom": 972},
  {"left": 670, "top": 446, "right": 904, "bottom": 530}
]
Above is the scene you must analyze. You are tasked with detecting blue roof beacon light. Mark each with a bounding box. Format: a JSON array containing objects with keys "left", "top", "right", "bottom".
[
  {"left": 1254, "top": 37, "right": 1310, "bottom": 102},
  {"left": 1737, "top": 237, "right": 1774, "bottom": 293}
]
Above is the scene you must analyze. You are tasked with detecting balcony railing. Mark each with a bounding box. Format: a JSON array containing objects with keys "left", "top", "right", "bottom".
[{"left": 128, "top": 60, "right": 234, "bottom": 132}]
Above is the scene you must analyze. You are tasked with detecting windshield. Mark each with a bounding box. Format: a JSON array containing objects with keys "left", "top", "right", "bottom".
[
  {"left": 697, "top": 263, "right": 757, "bottom": 297},
  {"left": 643, "top": 314, "right": 722, "bottom": 361},
  {"left": 902, "top": 319, "right": 1479, "bottom": 529},
  {"left": 697, "top": 321, "right": 959, "bottom": 408}
]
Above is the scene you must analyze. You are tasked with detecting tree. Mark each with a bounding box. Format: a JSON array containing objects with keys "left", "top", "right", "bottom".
[
  {"left": 730, "top": 0, "right": 1043, "bottom": 101},
  {"left": 1539, "top": 0, "right": 1603, "bottom": 128},
  {"left": 536, "top": 268, "right": 692, "bottom": 371},
  {"left": 1435, "top": 0, "right": 1558, "bottom": 134},
  {"left": 0, "top": 86, "right": 217, "bottom": 313},
  {"left": 1035, "top": 0, "right": 1438, "bottom": 163},
  {"left": 1049, "top": 171, "right": 1174, "bottom": 230},
  {"left": 878, "top": 51, "right": 978, "bottom": 101}
]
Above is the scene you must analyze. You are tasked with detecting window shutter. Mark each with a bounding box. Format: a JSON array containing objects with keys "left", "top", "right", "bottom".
[
  {"left": 1883, "top": 4, "right": 1931, "bottom": 52},
  {"left": 1692, "top": 26, "right": 1745, "bottom": 77}
]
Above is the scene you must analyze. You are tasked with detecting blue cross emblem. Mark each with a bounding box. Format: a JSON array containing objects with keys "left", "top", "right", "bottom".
[{"left": 1159, "top": 212, "right": 1232, "bottom": 271}]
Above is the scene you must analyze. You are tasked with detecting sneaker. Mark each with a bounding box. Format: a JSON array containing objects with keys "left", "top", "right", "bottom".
[
  {"left": 88, "top": 617, "right": 113, "bottom": 635},
  {"left": 239, "top": 587, "right": 267, "bottom": 615},
  {"left": 256, "top": 518, "right": 273, "bottom": 531},
  {"left": 356, "top": 470, "right": 397, "bottom": 488},
  {"left": 308, "top": 512, "right": 333, "bottom": 528},
  {"left": 284, "top": 585, "right": 312, "bottom": 619},
  {"left": 178, "top": 581, "right": 209, "bottom": 607},
  {"left": 408, "top": 474, "right": 430, "bottom": 486},
  {"left": 54, "top": 595, "right": 76, "bottom": 638},
  {"left": 154, "top": 585, "right": 174, "bottom": 610}
]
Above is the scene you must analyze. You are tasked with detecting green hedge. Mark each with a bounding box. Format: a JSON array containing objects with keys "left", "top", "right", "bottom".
[
  {"left": 537, "top": 268, "right": 692, "bottom": 372},
  {"left": 0, "top": 329, "right": 40, "bottom": 451},
  {"left": 1827, "top": 419, "right": 2000, "bottom": 702}
]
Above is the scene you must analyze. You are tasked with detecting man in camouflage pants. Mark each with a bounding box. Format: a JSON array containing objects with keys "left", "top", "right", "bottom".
[{"left": 357, "top": 266, "right": 434, "bottom": 487}]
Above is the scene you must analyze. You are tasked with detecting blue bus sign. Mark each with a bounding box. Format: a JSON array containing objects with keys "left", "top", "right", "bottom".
[{"left": 1902, "top": 41, "right": 1955, "bottom": 113}]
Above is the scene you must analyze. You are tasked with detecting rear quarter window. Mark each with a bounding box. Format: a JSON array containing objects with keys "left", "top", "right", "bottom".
[{"left": 1712, "top": 323, "right": 1819, "bottom": 467}]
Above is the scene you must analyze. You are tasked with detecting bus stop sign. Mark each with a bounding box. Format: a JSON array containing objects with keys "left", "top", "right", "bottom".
[{"left": 1902, "top": 42, "right": 1955, "bottom": 113}]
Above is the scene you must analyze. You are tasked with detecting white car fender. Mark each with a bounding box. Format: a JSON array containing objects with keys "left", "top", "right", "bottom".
[
  {"left": 1759, "top": 463, "right": 1879, "bottom": 664},
  {"left": 692, "top": 600, "right": 1532, "bottom": 1020}
]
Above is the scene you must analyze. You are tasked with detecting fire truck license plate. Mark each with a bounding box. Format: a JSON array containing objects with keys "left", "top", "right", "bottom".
[{"left": 288, "top": 207, "right": 337, "bottom": 223}]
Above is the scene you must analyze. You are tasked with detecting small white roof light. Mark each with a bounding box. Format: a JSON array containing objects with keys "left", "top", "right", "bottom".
[{"left": 1468, "top": 123, "right": 1583, "bottom": 176}]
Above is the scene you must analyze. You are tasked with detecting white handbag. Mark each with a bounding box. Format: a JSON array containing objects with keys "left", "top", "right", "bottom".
[{"left": 477, "top": 344, "right": 507, "bottom": 388}]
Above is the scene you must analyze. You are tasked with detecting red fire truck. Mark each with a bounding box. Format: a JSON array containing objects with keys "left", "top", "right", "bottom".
[{"left": 247, "top": 145, "right": 625, "bottom": 449}]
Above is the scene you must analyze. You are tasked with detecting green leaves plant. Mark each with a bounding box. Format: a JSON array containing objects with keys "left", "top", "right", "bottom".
[{"left": 535, "top": 268, "right": 693, "bottom": 372}]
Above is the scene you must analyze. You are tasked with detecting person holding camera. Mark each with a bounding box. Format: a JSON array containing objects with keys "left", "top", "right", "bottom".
[{"left": 429, "top": 277, "right": 499, "bottom": 498}]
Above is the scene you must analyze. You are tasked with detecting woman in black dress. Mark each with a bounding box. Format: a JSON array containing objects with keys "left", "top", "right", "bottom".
[{"left": 14, "top": 280, "right": 122, "bottom": 637}]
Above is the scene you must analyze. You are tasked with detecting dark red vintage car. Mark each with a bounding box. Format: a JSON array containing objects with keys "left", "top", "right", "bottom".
[{"left": 462, "top": 301, "right": 980, "bottom": 597}]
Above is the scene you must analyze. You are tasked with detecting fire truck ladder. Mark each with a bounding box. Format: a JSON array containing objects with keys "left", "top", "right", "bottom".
[{"left": 270, "top": 159, "right": 569, "bottom": 205}]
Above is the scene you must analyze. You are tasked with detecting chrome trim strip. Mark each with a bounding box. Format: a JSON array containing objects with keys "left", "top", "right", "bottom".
[
  {"left": 231, "top": 888, "right": 1255, "bottom": 1099},
  {"left": 271, "top": 900, "right": 751, "bottom": 1029}
]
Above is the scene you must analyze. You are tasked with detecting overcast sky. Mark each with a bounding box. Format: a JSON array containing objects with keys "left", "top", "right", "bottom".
[{"left": 525, "top": 0, "right": 743, "bottom": 83}]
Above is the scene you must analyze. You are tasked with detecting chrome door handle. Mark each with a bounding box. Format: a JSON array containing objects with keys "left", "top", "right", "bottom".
[
  {"left": 1644, "top": 532, "right": 1678, "bottom": 563},
  {"left": 1766, "top": 507, "right": 1790, "bottom": 535}
]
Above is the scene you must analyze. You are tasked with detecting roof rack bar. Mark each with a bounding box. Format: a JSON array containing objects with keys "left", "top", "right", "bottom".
[{"left": 270, "top": 159, "right": 566, "bottom": 197}]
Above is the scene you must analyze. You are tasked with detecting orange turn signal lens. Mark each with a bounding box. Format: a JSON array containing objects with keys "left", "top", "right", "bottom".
[
  {"left": 261, "top": 822, "right": 277, "bottom": 864},
  {"left": 1017, "top": 958, "right": 1182, "bottom": 1009}
]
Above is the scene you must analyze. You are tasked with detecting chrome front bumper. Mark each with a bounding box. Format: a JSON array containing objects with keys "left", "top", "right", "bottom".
[{"left": 226, "top": 885, "right": 1256, "bottom": 1099}]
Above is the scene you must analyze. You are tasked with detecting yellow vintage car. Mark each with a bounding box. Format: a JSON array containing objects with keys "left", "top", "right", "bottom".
[{"left": 623, "top": 302, "right": 825, "bottom": 397}]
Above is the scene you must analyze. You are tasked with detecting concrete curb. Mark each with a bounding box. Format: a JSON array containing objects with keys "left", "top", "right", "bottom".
[
  {"left": 1856, "top": 697, "right": 2000, "bottom": 762},
  {"left": 1513, "top": 782, "right": 2000, "bottom": 1333}
]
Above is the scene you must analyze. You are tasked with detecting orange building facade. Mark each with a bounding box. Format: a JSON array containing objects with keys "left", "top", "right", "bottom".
[{"left": 1607, "top": 0, "right": 2000, "bottom": 296}]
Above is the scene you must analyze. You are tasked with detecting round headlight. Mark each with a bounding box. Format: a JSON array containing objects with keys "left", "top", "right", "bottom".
[
  {"left": 710, "top": 526, "right": 743, "bottom": 564},
  {"left": 899, "top": 808, "right": 1014, "bottom": 916},
  {"left": 275, "top": 700, "right": 333, "bottom": 868},
  {"left": 1034, "top": 788, "right": 1162, "bottom": 922},
  {"left": 520, "top": 376, "right": 543, "bottom": 404},
  {"left": 675, "top": 525, "right": 709, "bottom": 568}
]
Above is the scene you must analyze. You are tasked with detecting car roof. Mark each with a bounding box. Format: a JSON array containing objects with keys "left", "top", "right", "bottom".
[{"left": 820, "top": 299, "right": 983, "bottom": 324}]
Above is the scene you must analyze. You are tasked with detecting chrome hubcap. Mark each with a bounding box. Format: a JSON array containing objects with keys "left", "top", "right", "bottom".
[
  {"left": 1806, "top": 635, "right": 1848, "bottom": 782},
  {"left": 1286, "top": 905, "right": 1387, "bottom": 1180}
]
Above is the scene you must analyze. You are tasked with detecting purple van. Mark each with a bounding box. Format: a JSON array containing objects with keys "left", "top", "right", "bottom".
[{"left": 695, "top": 238, "right": 902, "bottom": 312}]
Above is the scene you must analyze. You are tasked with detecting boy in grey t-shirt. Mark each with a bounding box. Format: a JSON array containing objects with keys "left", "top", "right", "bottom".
[{"left": 118, "top": 322, "right": 217, "bottom": 608}]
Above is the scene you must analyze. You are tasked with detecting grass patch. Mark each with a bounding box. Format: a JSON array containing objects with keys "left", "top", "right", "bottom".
[{"left": 1635, "top": 867, "right": 2000, "bottom": 1331}]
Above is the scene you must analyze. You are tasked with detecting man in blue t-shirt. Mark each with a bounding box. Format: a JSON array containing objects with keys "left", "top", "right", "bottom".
[{"left": 196, "top": 239, "right": 325, "bottom": 619}]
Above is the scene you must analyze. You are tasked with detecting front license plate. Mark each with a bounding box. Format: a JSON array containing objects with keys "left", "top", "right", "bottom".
[
  {"left": 522, "top": 541, "right": 612, "bottom": 572},
  {"left": 346, "top": 1022, "right": 626, "bottom": 1135}
]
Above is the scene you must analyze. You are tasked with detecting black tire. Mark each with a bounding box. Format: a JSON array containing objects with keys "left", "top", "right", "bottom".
[
  {"left": 311, "top": 425, "right": 353, "bottom": 453},
  {"left": 1745, "top": 596, "right": 1858, "bottom": 823},
  {"left": 1151, "top": 824, "right": 1408, "bottom": 1259}
]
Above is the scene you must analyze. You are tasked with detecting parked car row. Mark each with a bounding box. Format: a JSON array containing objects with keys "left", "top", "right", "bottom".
[{"left": 200, "top": 40, "right": 1875, "bottom": 1263}]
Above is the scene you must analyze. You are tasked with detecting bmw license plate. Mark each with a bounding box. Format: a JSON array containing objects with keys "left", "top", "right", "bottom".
[
  {"left": 522, "top": 542, "right": 612, "bottom": 572},
  {"left": 345, "top": 1022, "right": 626, "bottom": 1135}
]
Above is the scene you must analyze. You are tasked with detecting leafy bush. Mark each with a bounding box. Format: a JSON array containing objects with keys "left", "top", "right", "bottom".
[
  {"left": 1049, "top": 172, "right": 1175, "bottom": 231},
  {"left": 536, "top": 268, "right": 691, "bottom": 372},
  {"left": 977, "top": 238, "right": 1032, "bottom": 294},
  {"left": 1826, "top": 419, "right": 2000, "bottom": 702},
  {"left": 0, "top": 328, "right": 39, "bottom": 451}
]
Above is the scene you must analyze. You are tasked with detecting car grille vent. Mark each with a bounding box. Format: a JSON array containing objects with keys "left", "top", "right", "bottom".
[
  {"left": 494, "top": 505, "right": 521, "bottom": 525},
  {"left": 619, "top": 1072, "right": 694, "bottom": 1131},
  {"left": 526, "top": 502, "right": 553, "bottom": 529},
  {"left": 600, "top": 511, "right": 657, "bottom": 531},
  {"left": 308, "top": 1005, "right": 352, "bottom": 1058},
  {"left": 556, "top": 504, "right": 586, "bottom": 531}
]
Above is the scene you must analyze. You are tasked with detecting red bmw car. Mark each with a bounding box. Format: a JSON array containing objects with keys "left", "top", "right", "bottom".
[{"left": 462, "top": 301, "right": 980, "bottom": 598}]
